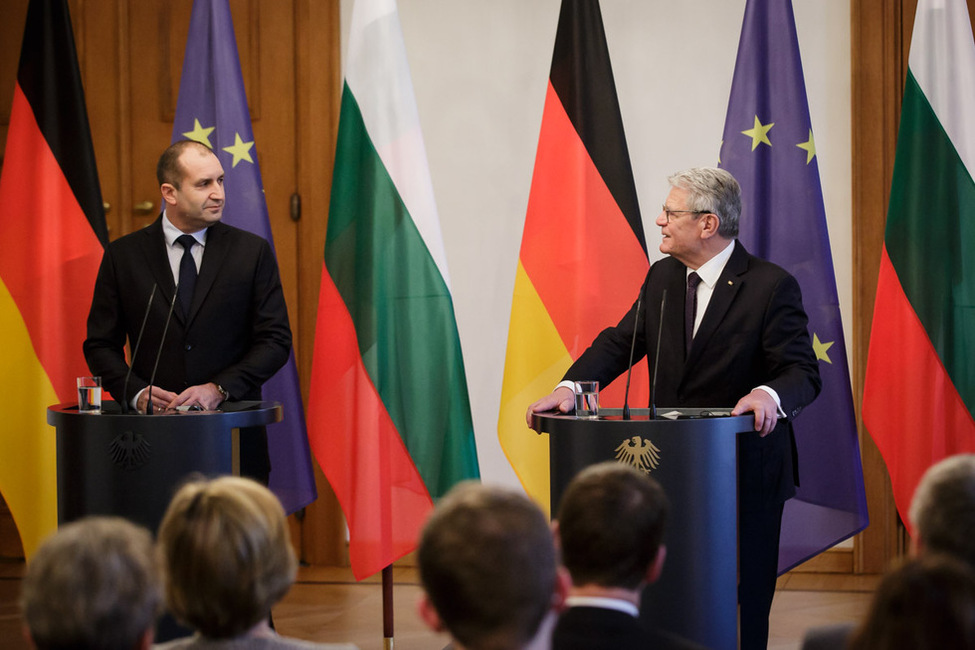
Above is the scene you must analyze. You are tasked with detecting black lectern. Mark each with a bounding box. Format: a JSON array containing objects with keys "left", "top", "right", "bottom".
[
  {"left": 533, "top": 407, "right": 753, "bottom": 650},
  {"left": 47, "top": 401, "right": 282, "bottom": 533}
]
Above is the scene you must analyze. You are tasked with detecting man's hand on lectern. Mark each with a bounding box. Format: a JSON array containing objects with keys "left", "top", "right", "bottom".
[{"left": 525, "top": 385, "right": 575, "bottom": 427}]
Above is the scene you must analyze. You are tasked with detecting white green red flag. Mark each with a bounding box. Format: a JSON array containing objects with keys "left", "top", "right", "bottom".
[
  {"left": 308, "top": 0, "right": 479, "bottom": 580},
  {"left": 863, "top": 0, "right": 975, "bottom": 527}
]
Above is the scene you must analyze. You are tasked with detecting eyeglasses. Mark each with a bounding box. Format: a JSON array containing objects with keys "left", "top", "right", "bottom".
[{"left": 661, "top": 205, "right": 711, "bottom": 223}]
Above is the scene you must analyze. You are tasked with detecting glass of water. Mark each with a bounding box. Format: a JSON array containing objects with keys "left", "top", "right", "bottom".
[
  {"left": 77, "top": 376, "right": 102, "bottom": 414},
  {"left": 574, "top": 381, "right": 599, "bottom": 419}
]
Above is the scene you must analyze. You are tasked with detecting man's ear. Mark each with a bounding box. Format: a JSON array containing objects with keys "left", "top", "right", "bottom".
[
  {"left": 911, "top": 534, "right": 924, "bottom": 558},
  {"left": 699, "top": 213, "right": 721, "bottom": 239},
  {"left": 22, "top": 625, "right": 36, "bottom": 649},
  {"left": 418, "top": 593, "right": 446, "bottom": 633},
  {"left": 646, "top": 545, "right": 667, "bottom": 585},
  {"left": 553, "top": 565, "right": 572, "bottom": 612},
  {"left": 160, "top": 183, "right": 178, "bottom": 207},
  {"left": 135, "top": 627, "right": 154, "bottom": 650},
  {"left": 551, "top": 519, "right": 561, "bottom": 553}
]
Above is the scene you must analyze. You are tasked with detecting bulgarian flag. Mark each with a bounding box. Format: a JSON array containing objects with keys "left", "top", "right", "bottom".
[
  {"left": 307, "top": 0, "right": 480, "bottom": 580},
  {"left": 498, "top": 0, "right": 649, "bottom": 513},
  {"left": 863, "top": 0, "right": 975, "bottom": 528},
  {"left": 0, "top": 0, "right": 107, "bottom": 557}
]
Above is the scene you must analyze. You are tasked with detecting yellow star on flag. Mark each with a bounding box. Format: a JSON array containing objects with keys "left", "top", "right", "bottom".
[
  {"left": 222, "top": 132, "right": 255, "bottom": 168},
  {"left": 182, "top": 119, "right": 215, "bottom": 148},
  {"left": 742, "top": 116, "right": 774, "bottom": 151},
  {"left": 797, "top": 129, "right": 817, "bottom": 164},
  {"left": 812, "top": 333, "right": 834, "bottom": 364}
]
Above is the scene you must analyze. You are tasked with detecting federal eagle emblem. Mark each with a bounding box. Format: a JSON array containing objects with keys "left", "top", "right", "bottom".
[
  {"left": 614, "top": 436, "right": 661, "bottom": 474},
  {"left": 109, "top": 431, "right": 151, "bottom": 471}
]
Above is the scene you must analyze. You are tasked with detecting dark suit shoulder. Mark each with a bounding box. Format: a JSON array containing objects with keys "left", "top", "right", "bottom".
[
  {"left": 106, "top": 217, "right": 163, "bottom": 250},
  {"left": 207, "top": 220, "right": 271, "bottom": 246},
  {"left": 727, "top": 241, "right": 797, "bottom": 283},
  {"left": 553, "top": 607, "right": 705, "bottom": 650}
]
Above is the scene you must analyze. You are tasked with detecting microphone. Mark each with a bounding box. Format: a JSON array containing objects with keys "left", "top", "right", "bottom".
[
  {"left": 621, "top": 292, "right": 643, "bottom": 421},
  {"left": 122, "top": 284, "right": 157, "bottom": 414},
  {"left": 649, "top": 290, "right": 667, "bottom": 420},
  {"left": 146, "top": 283, "right": 180, "bottom": 415}
]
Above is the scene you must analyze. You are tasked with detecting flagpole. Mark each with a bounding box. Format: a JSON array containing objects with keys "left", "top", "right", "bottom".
[{"left": 382, "top": 565, "right": 394, "bottom": 648}]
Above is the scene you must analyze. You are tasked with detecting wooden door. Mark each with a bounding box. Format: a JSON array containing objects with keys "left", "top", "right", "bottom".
[{"left": 0, "top": 0, "right": 344, "bottom": 565}]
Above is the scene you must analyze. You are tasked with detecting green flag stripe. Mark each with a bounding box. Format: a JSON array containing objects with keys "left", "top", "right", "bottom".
[
  {"left": 325, "top": 84, "right": 479, "bottom": 496},
  {"left": 885, "top": 69, "right": 975, "bottom": 413}
]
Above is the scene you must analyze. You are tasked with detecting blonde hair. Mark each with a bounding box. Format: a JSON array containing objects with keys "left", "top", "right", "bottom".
[{"left": 157, "top": 476, "right": 296, "bottom": 637}]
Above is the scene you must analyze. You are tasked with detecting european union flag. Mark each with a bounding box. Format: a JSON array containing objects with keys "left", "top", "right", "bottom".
[
  {"left": 171, "top": 0, "right": 316, "bottom": 513},
  {"left": 719, "top": 0, "right": 868, "bottom": 572}
]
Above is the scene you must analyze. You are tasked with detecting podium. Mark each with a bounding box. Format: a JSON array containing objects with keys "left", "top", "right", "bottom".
[
  {"left": 47, "top": 401, "right": 282, "bottom": 533},
  {"left": 533, "top": 407, "right": 753, "bottom": 650}
]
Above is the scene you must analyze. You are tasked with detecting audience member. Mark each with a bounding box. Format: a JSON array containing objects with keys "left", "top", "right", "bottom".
[
  {"left": 803, "top": 453, "right": 975, "bottom": 649},
  {"left": 154, "top": 476, "right": 356, "bottom": 650},
  {"left": 20, "top": 516, "right": 163, "bottom": 650},
  {"left": 908, "top": 452, "right": 975, "bottom": 566},
  {"left": 417, "top": 482, "right": 567, "bottom": 650},
  {"left": 847, "top": 554, "right": 975, "bottom": 650},
  {"left": 551, "top": 462, "right": 703, "bottom": 650}
]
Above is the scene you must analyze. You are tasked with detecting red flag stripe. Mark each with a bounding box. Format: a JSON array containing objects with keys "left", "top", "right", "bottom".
[
  {"left": 522, "top": 82, "right": 649, "bottom": 350},
  {"left": 307, "top": 266, "right": 433, "bottom": 579},
  {"left": 0, "top": 84, "right": 103, "bottom": 402},
  {"left": 864, "top": 246, "right": 975, "bottom": 525}
]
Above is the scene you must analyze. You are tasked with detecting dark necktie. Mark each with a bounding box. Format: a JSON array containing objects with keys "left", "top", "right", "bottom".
[
  {"left": 685, "top": 271, "right": 702, "bottom": 356},
  {"left": 176, "top": 234, "right": 197, "bottom": 318}
]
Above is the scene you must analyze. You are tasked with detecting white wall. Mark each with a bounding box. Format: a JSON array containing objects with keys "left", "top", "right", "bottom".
[{"left": 339, "top": 0, "right": 852, "bottom": 488}]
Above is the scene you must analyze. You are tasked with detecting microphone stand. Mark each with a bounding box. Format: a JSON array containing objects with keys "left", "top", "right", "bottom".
[
  {"left": 146, "top": 284, "right": 179, "bottom": 415},
  {"left": 122, "top": 284, "right": 157, "bottom": 414},
  {"left": 622, "top": 293, "right": 643, "bottom": 421},
  {"left": 649, "top": 290, "right": 667, "bottom": 420}
]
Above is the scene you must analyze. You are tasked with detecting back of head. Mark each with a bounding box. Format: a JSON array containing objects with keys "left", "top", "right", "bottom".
[
  {"left": 418, "top": 482, "right": 557, "bottom": 650},
  {"left": 668, "top": 167, "right": 741, "bottom": 238},
  {"left": 909, "top": 454, "right": 975, "bottom": 568},
  {"left": 20, "top": 517, "right": 162, "bottom": 650},
  {"left": 157, "top": 476, "right": 297, "bottom": 638},
  {"left": 848, "top": 554, "right": 975, "bottom": 650},
  {"left": 556, "top": 462, "right": 669, "bottom": 590}
]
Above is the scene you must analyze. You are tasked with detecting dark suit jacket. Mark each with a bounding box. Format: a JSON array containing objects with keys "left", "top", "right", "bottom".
[
  {"left": 552, "top": 606, "right": 705, "bottom": 650},
  {"left": 566, "top": 241, "right": 821, "bottom": 508},
  {"left": 84, "top": 216, "right": 292, "bottom": 407}
]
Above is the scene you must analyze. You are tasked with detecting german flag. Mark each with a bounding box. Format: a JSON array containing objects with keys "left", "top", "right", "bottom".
[
  {"left": 0, "top": 0, "right": 106, "bottom": 557},
  {"left": 498, "top": 0, "right": 649, "bottom": 513}
]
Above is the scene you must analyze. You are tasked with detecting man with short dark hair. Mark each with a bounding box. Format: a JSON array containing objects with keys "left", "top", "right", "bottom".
[
  {"left": 84, "top": 139, "right": 292, "bottom": 482},
  {"left": 20, "top": 517, "right": 162, "bottom": 650},
  {"left": 417, "top": 482, "right": 567, "bottom": 650},
  {"left": 552, "top": 462, "right": 702, "bottom": 650}
]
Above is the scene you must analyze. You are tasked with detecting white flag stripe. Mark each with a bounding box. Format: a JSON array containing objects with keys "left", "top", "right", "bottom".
[
  {"left": 909, "top": 0, "right": 975, "bottom": 180},
  {"left": 345, "top": 0, "right": 452, "bottom": 288}
]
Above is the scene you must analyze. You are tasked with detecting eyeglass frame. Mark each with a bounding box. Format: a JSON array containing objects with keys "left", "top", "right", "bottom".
[{"left": 661, "top": 205, "right": 713, "bottom": 223}]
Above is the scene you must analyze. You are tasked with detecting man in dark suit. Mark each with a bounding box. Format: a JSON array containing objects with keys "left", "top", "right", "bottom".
[
  {"left": 552, "top": 462, "right": 703, "bottom": 650},
  {"left": 528, "top": 167, "right": 821, "bottom": 649},
  {"left": 84, "top": 139, "right": 292, "bottom": 481}
]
